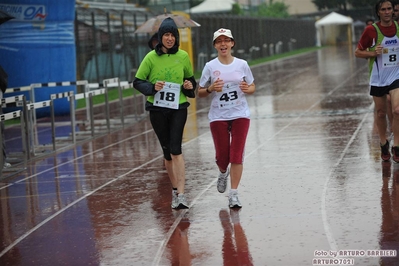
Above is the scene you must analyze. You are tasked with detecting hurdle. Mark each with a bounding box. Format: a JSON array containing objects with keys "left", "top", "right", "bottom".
[
  {"left": 24, "top": 99, "right": 53, "bottom": 156},
  {"left": 75, "top": 87, "right": 107, "bottom": 137},
  {"left": 103, "top": 77, "right": 125, "bottom": 127},
  {"left": 30, "top": 80, "right": 88, "bottom": 104},
  {"left": 26, "top": 88, "right": 103, "bottom": 154},
  {"left": 101, "top": 78, "right": 146, "bottom": 125},
  {"left": 113, "top": 80, "right": 147, "bottom": 124},
  {"left": 49, "top": 91, "right": 76, "bottom": 150},
  {"left": 29, "top": 80, "right": 88, "bottom": 124},
  {"left": 4, "top": 85, "right": 33, "bottom": 98},
  {"left": 80, "top": 79, "right": 140, "bottom": 134},
  {"left": 0, "top": 95, "right": 29, "bottom": 177},
  {"left": 2, "top": 79, "right": 146, "bottom": 165}
]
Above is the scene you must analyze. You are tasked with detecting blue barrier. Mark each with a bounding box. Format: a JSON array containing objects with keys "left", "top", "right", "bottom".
[{"left": 0, "top": 0, "right": 76, "bottom": 117}]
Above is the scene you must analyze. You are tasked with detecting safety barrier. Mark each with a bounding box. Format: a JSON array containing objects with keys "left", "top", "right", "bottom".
[
  {"left": 1, "top": 78, "right": 147, "bottom": 178},
  {"left": 78, "top": 78, "right": 146, "bottom": 136},
  {"left": 0, "top": 94, "right": 29, "bottom": 178},
  {"left": 50, "top": 91, "right": 76, "bottom": 150},
  {"left": 12, "top": 81, "right": 87, "bottom": 156},
  {"left": 30, "top": 80, "right": 88, "bottom": 124}
]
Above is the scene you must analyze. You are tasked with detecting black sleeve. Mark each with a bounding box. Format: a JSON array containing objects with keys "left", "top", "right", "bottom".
[
  {"left": 181, "top": 76, "right": 197, "bottom": 98},
  {"left": 133, "top": 77, "right": 156, "bottom": 96}
]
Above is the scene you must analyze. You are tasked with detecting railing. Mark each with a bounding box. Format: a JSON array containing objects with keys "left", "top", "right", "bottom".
[
  {"left": 75, "top": 8, "right": 317, "bottom": 83},
  {"left": 1, "top": 78, "right": 146, "bottom": 179}
]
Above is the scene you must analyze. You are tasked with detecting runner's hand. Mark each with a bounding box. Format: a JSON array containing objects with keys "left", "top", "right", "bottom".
[
  {"left": 183, "top": 80, "right": 193, "bottom": 90},
  {"left": 155, "top": 81, "right": 165, "bottom": 91}
]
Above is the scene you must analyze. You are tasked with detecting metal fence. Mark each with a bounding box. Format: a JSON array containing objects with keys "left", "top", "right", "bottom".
[
  {"left": 75, "top": 7, "right": 316, "bottom": 83},
  {"left": 190, "top": 14, "right": 316, "bottom": 68}
]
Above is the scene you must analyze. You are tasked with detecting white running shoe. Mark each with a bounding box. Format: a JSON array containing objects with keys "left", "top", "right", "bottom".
[
  {"left": 175, "top": 194, "right": 189, "bottom": 209},
  {"left": 228, "top": 192, "right": 242, "bottom": 209},
  {"left": 171, "top": 190, "right": 178, "bottom": 209},
  {"left": 217, "top": 168, "right": 229, "bottom": 193}
]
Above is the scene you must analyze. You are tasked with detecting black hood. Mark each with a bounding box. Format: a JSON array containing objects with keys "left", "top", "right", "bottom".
[{"left": 155, "top": 17, "right": 179, "bottom": 55}]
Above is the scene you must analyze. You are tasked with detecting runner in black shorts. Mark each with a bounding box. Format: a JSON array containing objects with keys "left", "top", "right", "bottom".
[
  {"left": 356, "top": 0, "right": 399, "bottom": 162},
  {"left": 133, "top": 18, "right": 197, "bottom": 209}
]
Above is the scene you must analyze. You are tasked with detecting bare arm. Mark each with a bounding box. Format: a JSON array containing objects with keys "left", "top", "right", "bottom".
[
  {"left": 239, "top": 81, "right": 255, "bottom": 95},
  {"left": 355, "top": 44, "right": 382, "bottom": 59},
  {"left": 198, "top": 78, "right": 255, "bottom": 97},
  {"left": 198, "top": 78, "right": 224, "bottom": 98}
]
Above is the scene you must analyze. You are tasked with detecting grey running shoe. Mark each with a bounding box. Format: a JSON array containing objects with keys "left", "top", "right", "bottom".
[
  {"left": 175, "top": 194, "right": 189, "bottom": 209},
  {"left": 217, "top": 168, "right": 229, "bottom": 193},
  {"left": 3, "top": 162, "right": 11, "bottom": 168},
  {"left": 229, "top": 192, "right": 242, "bottom": 209},
  {"left": 171, "top": 190, "right": 178, "bottom": 209}
]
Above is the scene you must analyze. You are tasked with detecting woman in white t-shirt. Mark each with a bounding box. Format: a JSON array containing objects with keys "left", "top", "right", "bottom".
[{"left": 198, "top": 28, "right": 256, "bottom": 208}]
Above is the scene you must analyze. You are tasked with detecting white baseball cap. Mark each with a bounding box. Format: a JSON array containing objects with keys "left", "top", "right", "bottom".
[{"left": 213, "top": 28, "right": 234, "bottom": 42}]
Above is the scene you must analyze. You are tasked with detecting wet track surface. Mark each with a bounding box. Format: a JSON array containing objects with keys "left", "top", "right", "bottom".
[{"left": 1, "top": 45, "right": 398, "bottom": 265}]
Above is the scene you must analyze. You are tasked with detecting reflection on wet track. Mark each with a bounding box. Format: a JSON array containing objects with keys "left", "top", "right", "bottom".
[{"left": 1, "top": 45, "right": 399, "bottom": 265}]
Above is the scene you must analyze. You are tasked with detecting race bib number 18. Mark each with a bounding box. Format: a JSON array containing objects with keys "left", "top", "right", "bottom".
[{"left": 154, "top": 81, "right": 180, "bottom": 109}]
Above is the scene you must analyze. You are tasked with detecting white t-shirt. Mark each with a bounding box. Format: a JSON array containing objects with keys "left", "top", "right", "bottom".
[{"left": 199, "top": 57, "right": 254, "bottom": 122}]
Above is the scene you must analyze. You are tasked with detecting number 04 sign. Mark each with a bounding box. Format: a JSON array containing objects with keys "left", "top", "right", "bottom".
[{"left": 153, "top": 81, "right": 180, "bottom": 109}]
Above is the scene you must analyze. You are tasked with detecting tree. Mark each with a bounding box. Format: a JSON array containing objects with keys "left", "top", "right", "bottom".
[
  {"left": 232, "top": 3, "right": 244, "bottom": 15},
  {"left": 347, "top": 0, "right": 375, "bottom": 8},
  {"left": 312, "top": 0, "right": 375, "bottom": 11},
  {"left": 256, "top": 0, "right": 290, "bottom": 18}
]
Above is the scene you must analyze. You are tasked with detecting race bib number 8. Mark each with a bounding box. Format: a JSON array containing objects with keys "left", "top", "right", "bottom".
[
  {"left": 382, "top": 46, "right": 399, "bottom": 68},
  {"left": 154, "top": 81, "right": 180, "bottom": 109}
]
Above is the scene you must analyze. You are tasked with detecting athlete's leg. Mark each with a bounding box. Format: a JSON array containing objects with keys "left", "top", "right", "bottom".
[
  {"left": 150, "top": 111, "right": 178, "bottom": 189},
  {"left": 389, "top": 88, "right": 399, "bottom": 146},
  {"left": 373, "top": 95, "right": 389, "bottom": 145},
  {"left": 169, "top": 108, "right": 188, "bottom": 194},
  {"left": 229, "top": 118, "right": 250, "bottom": 190},
  {"left": 210, "top": 121, "right": 230, "bottom": 172},
  {"left": 387, "top": 94, "right": 393, "bottom": 134}
]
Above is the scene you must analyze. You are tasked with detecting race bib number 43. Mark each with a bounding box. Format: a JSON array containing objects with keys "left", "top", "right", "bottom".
[
  {"left": 217, "top": 83, "right": 242, "bottom": 109},
  {"left": 382, "top": 46, "right": 399, "bottom": 67},
  {"left": 154, "top": 81, "right": 180, "bottom": 109}
]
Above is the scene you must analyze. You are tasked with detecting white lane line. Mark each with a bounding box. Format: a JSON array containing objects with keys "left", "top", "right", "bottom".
[
  {"left": 0, "top": 112, "right": 211, "bottom": 257},
  {"left": 237, "top": 67, "right": 368, "bottom": 252},
  {"left": 152, "top": 67, "right": 368, "bottom": 264},
  {"left": 1, "top": 53, "right": 368, "bottom": 261},
  {"left": 151, "top": 180, "right": 216, "bottom": 266},
  {"left": 0, "top": 154, "right": 161, "bottom": 258},
  {"left": 0, "top": 128, "right": 153, "bottom": 191},
  {"left": 0, "top": 116, "right": 215, "bottom": 258},
  {"left": 0, "top": 106, "right": 206, "bottom": 191},
  {"left": 320, "top": 104, "right": 372, "bottom": 251}
]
